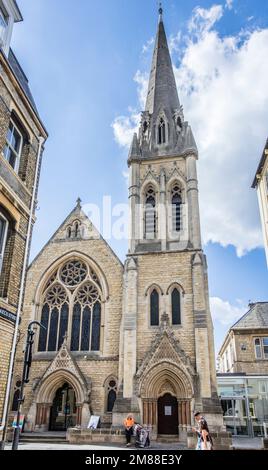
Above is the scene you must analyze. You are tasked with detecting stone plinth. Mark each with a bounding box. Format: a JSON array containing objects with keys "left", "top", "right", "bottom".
[{"left": 67, "top": 428, "right": 126, "bottom": 445}]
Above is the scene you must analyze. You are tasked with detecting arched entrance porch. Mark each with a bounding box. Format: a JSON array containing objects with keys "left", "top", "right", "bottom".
[
  {"left": 49, "top": 382, "right": 77, "bottom": 431},
  {"left": 139, "top": 362, "right": 193, "bottom": 438},
  {"left": 33, "top": 369, "right": 89, "bottom": 432}
]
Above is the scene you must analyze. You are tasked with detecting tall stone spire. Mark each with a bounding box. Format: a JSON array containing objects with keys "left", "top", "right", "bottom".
[
  {"left": 128, "top": 6, "right": 197, "bottom": 164},
  {"left": 145, "top": 6, "right": 180, "bottom": 116}
]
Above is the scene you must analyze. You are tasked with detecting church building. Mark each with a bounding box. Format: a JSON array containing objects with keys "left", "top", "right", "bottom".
[{"left": 13, "top": 8, "right": 224, "bottom": 441}]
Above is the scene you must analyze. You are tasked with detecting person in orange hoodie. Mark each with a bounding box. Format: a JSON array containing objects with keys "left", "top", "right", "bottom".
[{"left": 124, "top": 414, "right": 135, "bottom": 447}]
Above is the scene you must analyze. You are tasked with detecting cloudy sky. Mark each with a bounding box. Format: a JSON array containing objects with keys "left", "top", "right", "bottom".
[{"left": 12, "top": 0, "right": 268, "bottom": 353}]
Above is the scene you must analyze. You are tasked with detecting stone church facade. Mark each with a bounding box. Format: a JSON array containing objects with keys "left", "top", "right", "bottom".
[{"left": 13, "top": 10, "right": 224, "bottom": 440}]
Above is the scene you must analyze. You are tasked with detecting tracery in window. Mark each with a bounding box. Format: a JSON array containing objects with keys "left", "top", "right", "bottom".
[
  {"left": 60, "top": 260, "right": 87, "bottom": 287},
  {"left": 39, "top": 259, "right": 103, "bottom": 353}
]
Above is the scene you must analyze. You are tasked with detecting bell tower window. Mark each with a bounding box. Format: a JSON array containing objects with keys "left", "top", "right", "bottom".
[
  {"left": 171, "top": 185, "right": 182, "bottom": 232},
  {"left": 145, "top": 186, "right": 156, "bottom": 238},
  {"left": 158, "top": 118, "right": 166, "bottom": 145}
]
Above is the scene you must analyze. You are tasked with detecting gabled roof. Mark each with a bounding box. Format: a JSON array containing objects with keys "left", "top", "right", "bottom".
[
  {"left": 231, "top": 302, "right": 268, "bottom": 330},
  {"left": 29, "top": 200, "right": 124, "bottom": 269}
]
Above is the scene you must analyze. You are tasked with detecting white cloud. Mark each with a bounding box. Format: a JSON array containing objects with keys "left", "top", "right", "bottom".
[
  {"left": 142, "top": 37, "right": 154, "bottom": 54},
  {"left": 112, "top": 4, "right": 267, "bottom": 255},
  {"left": 225, "top": 0, "right": 233, "bottom": 10},
  {"left": 188, "top": 5, "right": 224, "bottom": 36},
  {"left": 210, "top": 297, "right": 246, "bottom": 326},
  {"left": 112, "top": 110, "right": 140, "bottom": 148}
]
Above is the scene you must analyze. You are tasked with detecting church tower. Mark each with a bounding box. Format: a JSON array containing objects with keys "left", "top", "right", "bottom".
[{"left": 115, "top": 7, "right": 223, "bottom": 438}]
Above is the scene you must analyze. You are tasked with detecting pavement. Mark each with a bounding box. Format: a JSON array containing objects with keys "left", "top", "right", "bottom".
[
  {"left": 4, "top": 442, "right": 187, "bottom": 451},
  {"left": 3, "top": 437, "right": 263, "bottom": 451}
]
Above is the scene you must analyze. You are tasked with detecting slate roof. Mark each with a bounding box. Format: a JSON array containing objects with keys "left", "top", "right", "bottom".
[
  {"left": 7, "top": 48, "right": 38, "bottom": 115},
  {"left": 231, "top": 302, "right": 268, "bottom": 330},
  {"left": 145, "top": 15, "right": 180, "bottom": 116}
]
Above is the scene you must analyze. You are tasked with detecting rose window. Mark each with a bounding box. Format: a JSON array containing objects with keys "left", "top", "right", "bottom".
[{"left": 60, "top": 260, "right": 87, "bottom": 287}]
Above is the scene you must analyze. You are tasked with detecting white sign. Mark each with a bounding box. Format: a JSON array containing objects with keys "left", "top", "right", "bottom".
[
  {"left": 164, "top": 406, "right": 172, "bottom": 416},
  {"left": 88, "top": 415, "right": 100, "bottom": 430}
]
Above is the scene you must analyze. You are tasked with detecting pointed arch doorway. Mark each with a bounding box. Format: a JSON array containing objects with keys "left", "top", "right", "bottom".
[
  {"left": 157, "top": 393, "right": 178, "bottom": 435},
  {"left": 49, "top": 382, "right": 77, "bottom": 431}
]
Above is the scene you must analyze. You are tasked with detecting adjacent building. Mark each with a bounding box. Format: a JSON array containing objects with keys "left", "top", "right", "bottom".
[
  {"left": 0, "top": 0, "right": 47, "bottom": 436},
  {"left": 217, "top": 302, "right": 268, "bottom": 437},
  {"left": 13, "top": 8, "right": 224, "bottom": 442},
  {"left": 252, "top": 139, "right": 268, "bottom": 266}
]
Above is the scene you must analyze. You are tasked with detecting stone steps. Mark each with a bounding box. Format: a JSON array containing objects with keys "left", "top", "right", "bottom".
[
  {"left": 20, "top": 433, "right": 67, "bottom": 444},
  {"left": 157, "top": 434, "right": 180, "bottom": 443}
]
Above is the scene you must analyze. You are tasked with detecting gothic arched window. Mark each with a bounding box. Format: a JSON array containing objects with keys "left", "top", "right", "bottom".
[
  {"left": 171, "top": 288, "right": 181, "bottom": 325},
  {"left": 38, "top": 259, "right": 102, "bottom": 353},
  {"left": 71, "top": 282, "right": 101, "bottom": 351},
  {"left": 145, "top": 186, "right": 156, "bottom": 238},
  {"left": 171, "top": 185, "right": 182, "bottom": 232},
  {"left": 74, "top": 222, "right": 79, "bottom": 238},
  {"left": 158, "top": 118, "right": 166, "bottom": 145},
  {"left": 38, "top": 284, "right": 69, "bottom": 352},
  {"left": 11, "top": 380, "right": 22, "bottom": 411},
  {"left": 150, "top": 289, "right": 159, "bottom": 326},
  {"left": 106, "top": 379, "right": 117, "bottom": 412}
]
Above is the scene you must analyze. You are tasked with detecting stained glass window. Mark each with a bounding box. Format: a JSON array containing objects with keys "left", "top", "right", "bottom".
[
  {"left": 91, "top": 302, "right": 101, "bottom": 351},
  {"left": 150, "top": 289, "right": 159, "bottom": 326},
  {"left": 60, "top": 260, "right": 87, "bottom": 287},
  {"left": 71, "top": 303, "right": 81, "bottom": 351},
  {"left": 172, "top": 288, "right": 181, "bottom": 325},
  {"left": 38, "top": 304, "right": 49, "bottom": 351},
  {"left": 107, "top": 390, "right": 116, "bottom": 412},
  {"left": 58, "top": 303, "right": 69, "bottom": 350},
  {"left": 107, "top": 379, "right": 117, "bottom": 412},
  {"left": 40, "top": 260, "right": 102, "bottom": 353},
  {"left": 81, "top": 306, "right": 91, "bottom": 351},
  {"left": 48, "top": 308, "right": 59, "bottom": 351}
]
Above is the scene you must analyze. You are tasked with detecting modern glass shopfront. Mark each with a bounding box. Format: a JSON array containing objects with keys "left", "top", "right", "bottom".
[{"left": 217, "top": 375, "right": 268, "bottom": 437}]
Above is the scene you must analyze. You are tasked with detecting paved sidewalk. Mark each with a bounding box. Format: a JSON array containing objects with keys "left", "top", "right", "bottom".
[
  {"left": 4, "top": 441, "right": 187, "bottom": 451},
  {"left": 231, "top": 437, "right": 263, "bottom": 449}
]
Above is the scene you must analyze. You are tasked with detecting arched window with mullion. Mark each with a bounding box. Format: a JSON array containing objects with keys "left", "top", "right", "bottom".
[
  {"left": 145, "top": 186, "right": 156, "bottom": 238},
  {"left": 150, "top": 289, "right": 159, "bottom": 326},
  {"left": 171, "top": 288, "right": 181, "bottom": 325},
  {"left": 158, "top": 118, "right": 166, "bottom": 145},
  {"left": 171, "top": 185, "right": 182, "bottom": 232}
]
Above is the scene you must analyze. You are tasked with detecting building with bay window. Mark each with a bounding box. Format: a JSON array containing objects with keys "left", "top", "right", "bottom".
[
  {"left": 0, "top": 0, "right": 48, "bottom": 435},
  {"left": 217, "top": 302, "right": 268, "bottom": 437}
]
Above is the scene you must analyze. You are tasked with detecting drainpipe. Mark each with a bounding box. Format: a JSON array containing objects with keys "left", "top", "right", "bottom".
[{"left": 0, "top": 135, "right": 45, "bottom": 449}]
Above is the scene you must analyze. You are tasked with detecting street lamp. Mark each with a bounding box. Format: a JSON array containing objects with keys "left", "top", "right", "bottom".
[{"left": 12, "top": 321, "right": 45, "bottom": 451}]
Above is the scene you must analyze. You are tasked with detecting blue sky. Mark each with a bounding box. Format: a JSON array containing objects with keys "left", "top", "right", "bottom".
[{"left": 12, "top": 0, "right": 268, "bottom": 354}]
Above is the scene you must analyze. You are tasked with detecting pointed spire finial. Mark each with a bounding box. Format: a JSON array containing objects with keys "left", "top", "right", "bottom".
[
  {"left": 158, "top": 2, "right": 163, "bottom": 22},
  {"left": 76, "top": 197, "right": 82, "bottom": 209}
]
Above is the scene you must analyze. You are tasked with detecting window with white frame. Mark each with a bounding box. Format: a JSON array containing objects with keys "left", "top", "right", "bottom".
[
  {"left": 0, "top": 212, "right": 8, "bottom": 273},
  {"left": 254, "top": 337, "right": 268, "bottom": 359},
  {"left": 3, "top": 119, "right": 23, "bottom": 172},
  {"left": 0, "top": 4, "right": 8, "bottom": 45}
]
